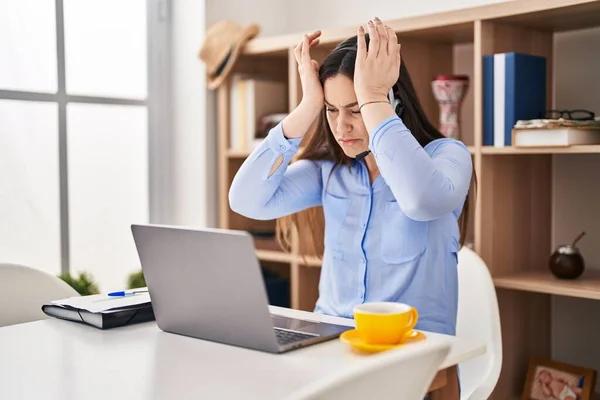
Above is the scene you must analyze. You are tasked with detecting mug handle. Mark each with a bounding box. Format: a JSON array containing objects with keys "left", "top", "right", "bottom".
[{"left": 407, "top": 307, "right": 419, "bottom": 331}]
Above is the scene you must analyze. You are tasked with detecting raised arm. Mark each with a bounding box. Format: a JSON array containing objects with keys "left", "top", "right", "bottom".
[
  {"left": 369, "top": 116, "right": 472, "bottom": 221},
  {"left": 229, "top": 122, "right": 322, "bottom": 220},
  {"left": 353, "top": 19, "right": 472, "bottom": 221},
  {"left": 230, "top": 30, "right": 325, "bottom": 220}
]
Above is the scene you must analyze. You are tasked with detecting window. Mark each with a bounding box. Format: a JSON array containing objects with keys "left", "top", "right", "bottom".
[{"left": 0, "top": 0, "right": 169, "bottom": 291}]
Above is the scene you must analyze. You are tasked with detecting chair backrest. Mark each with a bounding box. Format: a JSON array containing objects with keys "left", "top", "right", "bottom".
[
  {"left": 0, "top": 263, "right": 80, "bottom": 327},
  {"left": 456, "top": 247, "right": 502, "bottom": 400},
  {"left": 284, "top": 341, "right": 451, "bottom": 400}
]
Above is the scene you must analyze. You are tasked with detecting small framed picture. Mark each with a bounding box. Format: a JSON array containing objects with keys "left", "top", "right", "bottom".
[{"left": 522, "top": 357, "right": 597, "bottom": 400}]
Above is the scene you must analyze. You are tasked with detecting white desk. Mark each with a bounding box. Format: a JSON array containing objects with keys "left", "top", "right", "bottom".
[{"left": 0, "top": 306, "right": 485, "bottom": 400}]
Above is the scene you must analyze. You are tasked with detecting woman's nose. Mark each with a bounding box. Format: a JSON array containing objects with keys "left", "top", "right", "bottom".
[{"left": 337, "top": 114, "right": 351, "bottom": 133}]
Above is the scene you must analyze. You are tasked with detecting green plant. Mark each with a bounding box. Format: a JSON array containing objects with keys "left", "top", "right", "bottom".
[
  {"left": 58, "top": 271, "right": 100, "bottom": 296},
  {"left": 127, "top": 270, "right": 146, "bottom": 289}
]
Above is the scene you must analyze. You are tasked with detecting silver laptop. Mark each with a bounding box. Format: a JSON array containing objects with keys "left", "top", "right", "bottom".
[{"left": 130, "top": 224, "right": 351, "bottom": 353}]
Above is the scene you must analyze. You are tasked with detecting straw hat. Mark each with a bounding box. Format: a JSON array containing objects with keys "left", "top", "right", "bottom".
[{"left": 198, "top": 20, "right": 260, "bottom": 90}]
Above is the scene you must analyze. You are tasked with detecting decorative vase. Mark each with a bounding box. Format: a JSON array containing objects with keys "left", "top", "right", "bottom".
[
  {"left": 549, "top": 231, "right": 586, "bottom": 279},
  {"left": 431, "top": 75, "right": 470, "bottom": 139}
]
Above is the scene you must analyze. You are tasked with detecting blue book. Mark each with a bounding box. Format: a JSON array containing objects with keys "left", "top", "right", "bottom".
[
  {"left": 482, "top": 53, "right": 547, "bottom": 146},
  {"left": 483, "top": 56, "right": 494, "bottom": 146}
]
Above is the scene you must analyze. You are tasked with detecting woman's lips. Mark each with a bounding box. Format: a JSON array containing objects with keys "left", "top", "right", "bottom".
[{"left": 339, "top": 138, "right": 360, "bottom": 145}]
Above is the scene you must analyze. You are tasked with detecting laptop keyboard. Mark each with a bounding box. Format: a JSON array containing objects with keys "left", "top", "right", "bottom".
[{"left": 274, "top": 328, "right": 317, "bottom": 345}]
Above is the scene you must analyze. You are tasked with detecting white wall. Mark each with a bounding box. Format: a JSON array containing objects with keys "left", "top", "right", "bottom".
[
  {"left": 205, "top": 0, "right": 289, "bottom": 36},
  {"left": 169, "top": 0, "right": 209, "bottom": 227},
  {"left": 284, "top": 0, "right": 508, "bottom": 34}
]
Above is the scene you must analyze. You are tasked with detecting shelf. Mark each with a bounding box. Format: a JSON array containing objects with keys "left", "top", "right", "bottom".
[
  {"left": 481, "top": 145, "right": 600, "bottom": 155},
  {"left": 255, "top": 250, "right": 322, "bottom": 267},
  {"left": 242, "top": 0, "right": 600, "bottom": 55},
  {"left": 296, "top": 255, "right": 322, "bottom": 267},
  {"left": 256, "top": 250, "right": 294, "bottom": 264},
  {"left": 494, "top": 271, "right": 600, "bottom": 301}
]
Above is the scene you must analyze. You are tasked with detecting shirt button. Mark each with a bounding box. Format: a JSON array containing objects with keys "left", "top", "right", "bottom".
[
  {"left": 279, "top": 145, "right": 286, "bottom": 151},
  {"left": 361, "top": 258, "right": 366, "bottom": 264}
]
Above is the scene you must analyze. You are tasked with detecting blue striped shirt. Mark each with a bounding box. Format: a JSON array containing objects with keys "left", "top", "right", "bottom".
[{"left": 229, "top": 115, "right": 473, "bottom": 335}]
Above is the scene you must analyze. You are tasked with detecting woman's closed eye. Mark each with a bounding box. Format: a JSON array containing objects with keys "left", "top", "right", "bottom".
[{"left": 326, "top": 108, "right": 361, "bottom": 116}]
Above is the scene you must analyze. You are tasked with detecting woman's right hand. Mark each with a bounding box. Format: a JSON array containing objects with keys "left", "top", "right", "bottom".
[
  {"left": 294, "top": 30, "right": 323, "bottom": 110},
  {"left": 281, "top": 31, "right": 323, "bottom": 140}
]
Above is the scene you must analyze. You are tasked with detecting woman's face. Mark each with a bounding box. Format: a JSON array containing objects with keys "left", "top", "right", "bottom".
[{"left": 323, "top": 74, "right": 369, "bottom": 158}]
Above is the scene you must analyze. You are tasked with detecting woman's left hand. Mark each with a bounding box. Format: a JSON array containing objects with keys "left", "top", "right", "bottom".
[{"left": 354, "top": 18, "right": 401, "bottom": 106}]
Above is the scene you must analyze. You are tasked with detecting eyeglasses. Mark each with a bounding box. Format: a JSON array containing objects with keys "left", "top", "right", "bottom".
[{"left": 538, "top": 109, "right": 595, "bottom": 121}]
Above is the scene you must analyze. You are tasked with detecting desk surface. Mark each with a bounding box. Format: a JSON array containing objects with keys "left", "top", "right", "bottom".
[{"left": 0, "top": 306, "right": 485, "bottom": 400}]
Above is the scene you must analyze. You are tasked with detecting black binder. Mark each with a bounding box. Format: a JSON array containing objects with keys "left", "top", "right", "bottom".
[{"left": 41, "top": 302, "right": 155, "bottom": 330}]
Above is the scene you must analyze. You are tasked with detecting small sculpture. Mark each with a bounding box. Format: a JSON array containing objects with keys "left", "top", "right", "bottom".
[{"left": 549, "top": 231, "right": 586, "bottom": 279}]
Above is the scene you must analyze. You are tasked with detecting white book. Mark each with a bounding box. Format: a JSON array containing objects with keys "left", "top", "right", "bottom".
[
  {"left": 513, "top": 127, "right": 600, "bottom": 147},
  {"left": 493, "top": 53, "right": 506, "bottom": 147}
]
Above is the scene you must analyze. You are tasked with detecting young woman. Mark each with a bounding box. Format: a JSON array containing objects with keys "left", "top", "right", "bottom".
[{"left": 229, "top": 18, "right": 475, "bottom": 337}]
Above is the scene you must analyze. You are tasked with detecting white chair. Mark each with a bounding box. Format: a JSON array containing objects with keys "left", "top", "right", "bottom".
[
  {"left": 456, "top": 247, "right": 502, "bottom": 399},
  {"left": 284, "top": 341, "right": 451, "bottom": 400},
  {"left": 0, "top": 263, "right": 80, "bottom": 328}
]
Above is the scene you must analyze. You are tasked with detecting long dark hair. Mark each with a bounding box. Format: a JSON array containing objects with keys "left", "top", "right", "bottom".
[{"left": 276, "top": 34, "right": 477, "bottom": 257}]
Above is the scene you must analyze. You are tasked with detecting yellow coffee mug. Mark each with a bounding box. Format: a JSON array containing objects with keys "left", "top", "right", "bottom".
[{"left": 353, "top": 302, "right": 419, "bottom": 345}]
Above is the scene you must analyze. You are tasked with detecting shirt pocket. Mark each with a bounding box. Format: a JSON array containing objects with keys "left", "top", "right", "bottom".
[
  {"left": 381, "top": 200, "right": 429, "bottom": 264},
  {"left": 322, "top": 194, "right": 351, "bottom": 256}
]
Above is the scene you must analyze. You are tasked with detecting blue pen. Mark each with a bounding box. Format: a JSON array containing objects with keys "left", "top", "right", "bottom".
[{"left": 107, "top": 290, "right": 149, "bottom": 297}]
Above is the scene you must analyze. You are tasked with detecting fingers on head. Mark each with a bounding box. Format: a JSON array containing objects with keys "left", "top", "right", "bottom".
[
  {"left": 367, "top": 20, "right": 379, "bottom": 55},
  {"left": 356, "top": 25, "right": 367, "bottom": 58},
  {"left": 374, "top": 17, "right": 387, "bottom": 41},
  {"left": 302, "top": 34, "right": 310, "bottom": 56},
  {"left": 386, "top": 26, "right": 397, "bottom": 55},
  {"left": 294, "top": 39, "right": 302, "bottom": 63},
  {"left": 301, "top": 35, "right": 314, "bottom": 71}
]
